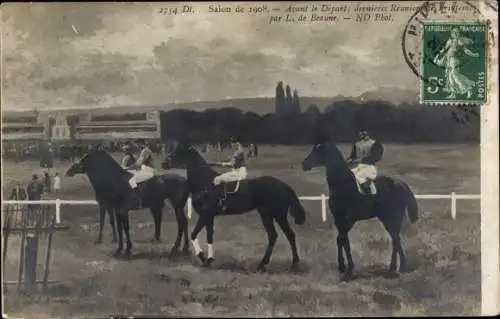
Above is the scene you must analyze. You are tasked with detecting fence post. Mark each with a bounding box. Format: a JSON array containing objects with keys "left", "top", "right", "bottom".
[
  {"left": 187, "top": 197, "right": 192, "bottom": 220},
  {"left": 451, "top": 192, "right": 457, "bottom": 220},
  {"left": 55, "top": 199, "right": 61, "bottom": 224},
  {"left": 23, "top": 233, "right": 38, "bottom": 295},
  {"left": 320, "top": 193, "right": 327, "bottom": 222}
]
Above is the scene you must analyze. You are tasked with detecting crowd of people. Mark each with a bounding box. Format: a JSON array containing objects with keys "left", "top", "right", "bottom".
[{"left": 4, "top": 138, "right": 259, "bottom": 205}]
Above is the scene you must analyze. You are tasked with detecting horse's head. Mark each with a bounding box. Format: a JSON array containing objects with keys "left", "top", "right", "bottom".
[
  {"left": 162, "top": 142, "right": 193, "bottom": 170},
  {"left": 66, "top": 155, "right": 87, "bottom": 177},
  {"left": 66, "top": 146, "right": 125, "bottom": 179},
  {"left": 302, "top": 138, "right": 345, "bottom": 172}
]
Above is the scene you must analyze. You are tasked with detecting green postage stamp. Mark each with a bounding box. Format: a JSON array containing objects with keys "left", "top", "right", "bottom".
[{"left": 420, "top": 21, "right": 488, "bottom": 105}]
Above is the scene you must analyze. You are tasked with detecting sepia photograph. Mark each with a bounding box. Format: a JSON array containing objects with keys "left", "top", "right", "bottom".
[{"left": 1, "top": 1, "right": 498, "bottom": 317}]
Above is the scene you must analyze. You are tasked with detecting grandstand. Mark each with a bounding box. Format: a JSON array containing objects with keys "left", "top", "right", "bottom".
[
  {"left": 2, "top": 109, "right": 161, "bottom": 142},
  {"left": 1, "top": 114, "right": 45, "bottom": 141},
  {"left": 75, "top": 111, "right": 161, "bottom": 141}
]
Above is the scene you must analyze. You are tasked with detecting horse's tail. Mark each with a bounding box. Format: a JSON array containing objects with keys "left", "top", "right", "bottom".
[
  {"left": 285, "top": 184, "right": 307, "bottom": 225},
  {"left": 396, "top": 179, "right": 419, "bottom": 223}
]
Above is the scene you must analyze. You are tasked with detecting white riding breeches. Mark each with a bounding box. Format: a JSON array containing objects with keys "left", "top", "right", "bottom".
[
  {"left": 128, "top": 165, "right": 155, "bottom": 188},
  {"left": 213, "top": 167, "right": 248, "bottom": 186},
  {"left": 351, "top": 164, "right": 377, "bottom": 184}
]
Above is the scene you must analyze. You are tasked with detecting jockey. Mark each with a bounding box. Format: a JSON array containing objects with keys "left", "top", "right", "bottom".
[
  {"left": 213, "top": 136, "right": 248, "bottom": 186},
  {"left": 120, "top": 143, "right": 136, "bottom": 168},
  {"left": 125, "top": 139, "right": 155, "bottom": 207},
  {"left": 346, "top": 130, "right": 384, "bottom": 195}
]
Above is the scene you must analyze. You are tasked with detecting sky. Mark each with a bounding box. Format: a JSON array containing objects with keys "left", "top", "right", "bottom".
[{"left": 1, "top": 2, "right": 428, "bottom": 110}]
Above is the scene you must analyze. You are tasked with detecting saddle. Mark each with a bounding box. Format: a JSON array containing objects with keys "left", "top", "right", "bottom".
[
  {"left": 355, "top": 180, "right": 377, "bottom": 196},
  {"left": 216, "top": 180, "right": 245, "bottom": 212},
  {"left": 128, "top": 176, "right": 154, "bottom": 211}
]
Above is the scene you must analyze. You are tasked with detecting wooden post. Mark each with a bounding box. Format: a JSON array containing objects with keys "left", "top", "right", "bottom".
[
  {"left": 451, "top": 192, "right": 457, "bottom": 220},
  {"left": 17, "top": 213, "right": 28, "bottom": 293},
  {"left": 320, "top": 193, "right": 327, "bottom": 222},
  {"left": 187, "top": 197, "right": 192, "bottom": 220},
  {"left": 43, "top": 215, "right": 56, "bottom": 291},
  {"left": 55, "top": 199, "right": 61, "bottom": 224},
  {"left": 2, "top": 210, "right": 12, "bottom": 281},
  {"left": 23, "top": 233, "right": 38, "bottom": 295}
]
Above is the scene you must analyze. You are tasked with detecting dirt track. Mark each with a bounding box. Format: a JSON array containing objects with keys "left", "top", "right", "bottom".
[{"left": 2, "top": 144, "right": 481, "bottom": 317}]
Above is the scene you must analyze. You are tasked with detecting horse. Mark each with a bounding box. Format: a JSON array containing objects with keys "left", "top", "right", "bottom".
[
  {"left": 65, "top": 147, "right": 191, "bottom": 257},
  {"left": 301, "top": 139, "right": 419, "bottom": 280},
  {"left": 162, "top": 142, "right": 307, "bottom": 272}
]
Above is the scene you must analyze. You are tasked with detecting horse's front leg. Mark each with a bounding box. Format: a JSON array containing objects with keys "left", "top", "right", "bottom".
[
  {"left": 339, "top": 232, "right": 355, "bottom": 281},
  {"left": 114, "top": 210, "right": 124, "bottom": 256},
  {"left": 190, "top": 214, "right": 208, "bottom": 264},
  {"left": 108, "top": 208, "right": 117, "bottom": 243},
  {"left": 169, "top": 204, "right": 189, "bottom": 258},
  {"left": 336, "top": 235, "right": 346, "bottom": 273},
  {"left": 96, "top": 204, "right": 106, "bottom": 244},
  {"left": 120, "top": 209, "right": 133, "bottom": 258},
  {"left": 202, "top": 216, "right": 215, "bottom": 268},
  {"left": 149, "top": 205, "right": 163, "bottom": 242}
]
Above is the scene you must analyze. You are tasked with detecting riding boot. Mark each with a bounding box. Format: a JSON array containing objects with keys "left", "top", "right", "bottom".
[
  {"left": 219, "top": 197, "right": 227, "bottom": 213},
  {"left": 360, "top": 182, "right": 372, "bottom": 195},
  {"left": 218, "top": 186, "right": 228, "bottom": 213},
  {"left": 131, "top": 186, "right": 143, "bottom": 210}
]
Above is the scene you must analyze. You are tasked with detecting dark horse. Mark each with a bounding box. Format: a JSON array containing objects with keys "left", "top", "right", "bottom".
[
  {"left": 162, "top": 142, "right": 307, "bottom": 272},
  {"left": 65, "top": 147, "right": 190, "bottom": 257},
  {"left": 301, "top": 139, "right": 419, "bottom": 280}
]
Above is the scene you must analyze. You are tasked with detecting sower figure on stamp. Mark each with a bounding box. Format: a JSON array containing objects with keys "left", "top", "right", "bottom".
[
  {"left": 213, "top": 136, "right": 248, "bottom": 211},
  {"left": 124, "top": 139, "right": 155, "bottom": 209},
  {"left": 433, "top": 27, "right": 480, "bottom": 100},
  {"left": 346, "top": 129, "right": 384, "bottom": 195}
]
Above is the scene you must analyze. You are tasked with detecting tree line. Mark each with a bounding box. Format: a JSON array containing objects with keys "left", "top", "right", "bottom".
[
  {"left": 159, "top": 101, "right": 479, "bottom": 145},
  {"left": 158, "top": 80, "right": 478, "bottom": 144}
]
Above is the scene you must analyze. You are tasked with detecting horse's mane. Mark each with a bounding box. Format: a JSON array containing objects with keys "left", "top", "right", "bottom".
[
  {"left": 185, "top": 146, "right": 220, "bottom": 182},
  {"left": 323, "top": 141, "right": 357, "bottom": 189},
  {"left": 325, "top": 142, "right": 348, "bottom": 166},
  {"left": 84, "top": 149, "right": 131, "bottom": 183}
]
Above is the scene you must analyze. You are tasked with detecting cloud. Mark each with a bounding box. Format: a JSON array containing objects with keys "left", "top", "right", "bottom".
[{"left": 1, "top": 2, "right": 424, "bottom": 110}]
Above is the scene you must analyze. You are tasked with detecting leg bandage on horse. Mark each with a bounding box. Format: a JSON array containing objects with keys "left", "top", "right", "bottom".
[{"left": 191, "top": 237, "right": 202, "bottom": 255}]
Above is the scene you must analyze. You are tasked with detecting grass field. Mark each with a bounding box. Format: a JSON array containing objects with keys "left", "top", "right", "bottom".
[{"left": 2, "top": 144, "right": 481, "bottom": 317}]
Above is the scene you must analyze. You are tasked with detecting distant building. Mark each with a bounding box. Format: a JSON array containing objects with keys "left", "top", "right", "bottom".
[
  {"left": 2, "top": 109, "right": 161, "bottom": 142},
  {"left": 51, "top": 114, "right": 72, "bottom": 141},
  {"left": 1, "top": 114, "right": 45, "bottom": 141},
  {"left": 75, "top": 111, "right": 161, "bottom": 141}
]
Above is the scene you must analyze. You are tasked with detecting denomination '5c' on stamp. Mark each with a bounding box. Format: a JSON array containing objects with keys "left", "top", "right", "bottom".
[{"left": 420, "top": 21, "right": 488, "bottom": 105}]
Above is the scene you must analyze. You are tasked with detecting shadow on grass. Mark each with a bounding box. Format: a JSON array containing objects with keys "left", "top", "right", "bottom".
[{"left": 207, "top": 256, "right": 311, "bottom": 275}]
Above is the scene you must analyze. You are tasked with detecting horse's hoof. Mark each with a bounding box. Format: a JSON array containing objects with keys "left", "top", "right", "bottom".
[
  {"left": 168, "top": 249, "right": 180, "bottom": 259},
  {"left": 399, "top": 266, "right": 411, "bottom": 274},
  {"left": 124, "top": 250, "right": 132, "bottom": 259},
  {"left": 384, "top": 271, "right": 400, "bottom": 279},
  {"left": 202, "top": 257, "right": 215, "bottom": 268},
  {"left": 197, "top": 252, "right": 207, "bottom": 264},
  {"left": 338, "top": 264, "right": 346, "bottom": 273},
  {"left": 341, "top": 272, "right": 354, "bottom": 282},
  {"left": 256, "top": 264, "right": 267, "bottom": 273},
  {"left": 289, "top": 263, "right": 301, "bottom": 273}
]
